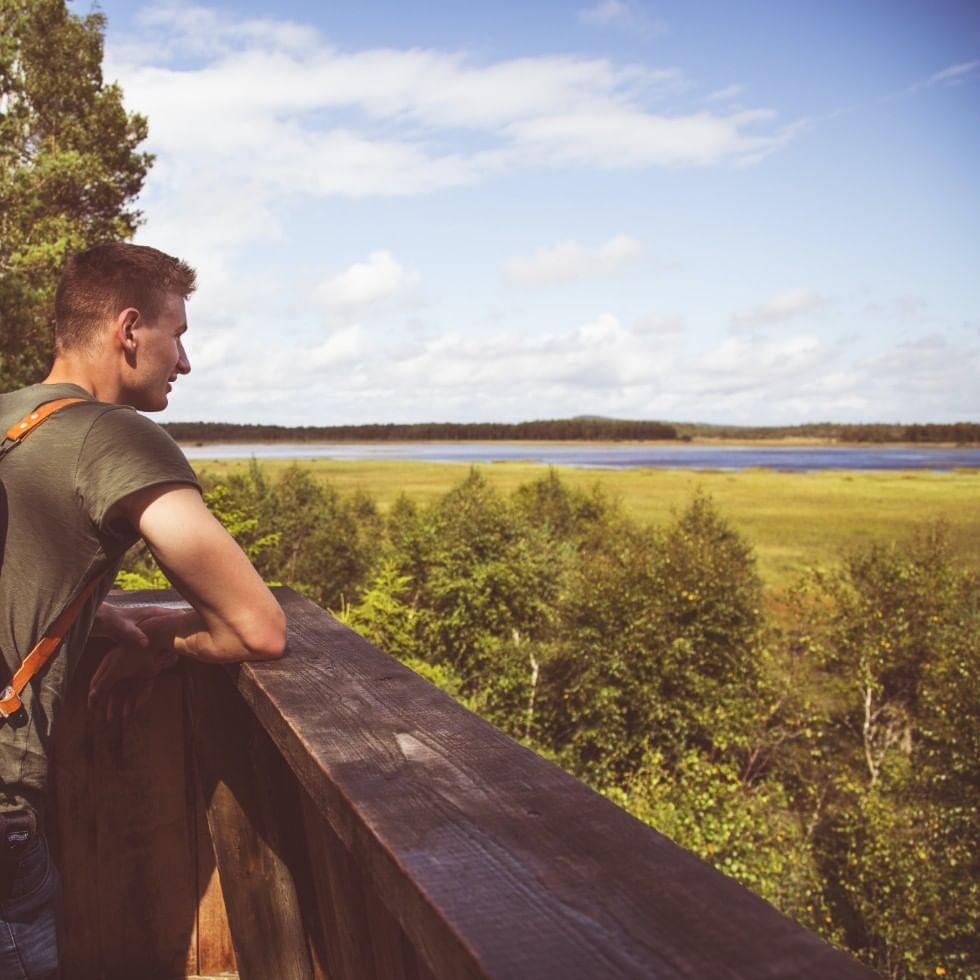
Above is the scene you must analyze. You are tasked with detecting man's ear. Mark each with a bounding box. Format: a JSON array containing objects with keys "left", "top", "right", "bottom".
[{"left": 116, "top": 307, "right": 141, "bottom": 353}]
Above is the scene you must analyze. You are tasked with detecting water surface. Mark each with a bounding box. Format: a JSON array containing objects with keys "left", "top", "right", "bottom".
[{"left": 181, "top": 442, "right": 980, "bottom": 472}]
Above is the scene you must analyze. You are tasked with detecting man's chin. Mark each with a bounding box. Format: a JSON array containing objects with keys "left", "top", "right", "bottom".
[{"left": 131, "top": 395, "right": 168, "bottom": 413}]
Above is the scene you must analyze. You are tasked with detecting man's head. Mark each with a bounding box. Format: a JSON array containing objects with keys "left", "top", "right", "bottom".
[
  {"left": 55, "top": 243, "right": 197, "bottom": 355},
  {"left": 54, "top": 243, "right": 197, "bottom": 411}
]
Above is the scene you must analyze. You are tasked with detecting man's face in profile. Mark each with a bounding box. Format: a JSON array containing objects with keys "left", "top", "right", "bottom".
[{"left": 124, "top": 292, "right": 191, "bottom": 412}]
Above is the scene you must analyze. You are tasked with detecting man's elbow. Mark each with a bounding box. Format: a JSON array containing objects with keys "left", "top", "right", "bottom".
[
  {"left": 213, "top": 603, "right": 286, "bottom": 662},
  {"left": 241, "top": 605, "right": 287, "bottom": 661}
]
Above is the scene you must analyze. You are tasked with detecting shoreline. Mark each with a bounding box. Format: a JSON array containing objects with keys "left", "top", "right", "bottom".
[{"left": 177, "top": 437, "right": 978, "bottom": 450}]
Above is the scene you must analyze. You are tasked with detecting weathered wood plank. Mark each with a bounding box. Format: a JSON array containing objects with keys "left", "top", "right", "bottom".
[
  {"left": 52, "top": 634, "right": 199, "bottom": 979},
  {"left": 300, "top": 786, "right": 424, "bottom": 980},
  {"left": 186, "top": 659, "right": 314, "bottom": 980},
  {"left": 226, "top": 587, "right": 876, "bottom": 980},
  {"left": 50, "top": 637, "right": 107, "bottom": 975},
  {"left": 188, "top": 673, "right": 238, "bottom": 980}
]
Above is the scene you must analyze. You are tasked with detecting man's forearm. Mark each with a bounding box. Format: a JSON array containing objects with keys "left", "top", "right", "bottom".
[{"left": 141, "top": 608, "right": 285, "bottom": 663}]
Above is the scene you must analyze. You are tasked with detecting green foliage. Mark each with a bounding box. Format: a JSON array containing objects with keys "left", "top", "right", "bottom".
[
  {"left": 340, "top": 559, "right": 416, "bottom": 660},
  {"left": 367, "top": 470, "right": 559, "bottom": 735},
  {"left": 114, "top": 461, "right": 978, "bottom": 976},
  {"left": 789, "top": 526, "right": 980, "bottom": 979},
  {"left": 0, "top": 0, "right": 152, "bottom": 389},
  {"left": 204, "top": 482, "right": 281, "bottom": 565},
  {"left": 398, "top": 656, "right": 476, "bottom": 712},
  {"left": 610, "top": 749, "right": 833, "bottom": 935},
  {"left": 264, "top": 468, "right": 383, "bottom": 610},
  {"left": 113, "top": 565, "right": 168, "bottom": 591},
  {"left": 188, "top": 458, "right": 980, "bottom": 591},
  {"left": 542, "top": 494, "right": 766, "bottom": 785},
  {"left": 200, "top": 462, "right": 384, "bottom": 610}
]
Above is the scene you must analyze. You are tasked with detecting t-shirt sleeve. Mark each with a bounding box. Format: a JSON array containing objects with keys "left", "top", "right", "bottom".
[{"left": 74, "top": 407, "right": 201, "bottom": 531}]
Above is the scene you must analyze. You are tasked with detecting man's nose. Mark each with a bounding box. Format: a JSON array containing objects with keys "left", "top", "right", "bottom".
[{"left": 177, "top": 340, "right": 191, "bottom": 375}]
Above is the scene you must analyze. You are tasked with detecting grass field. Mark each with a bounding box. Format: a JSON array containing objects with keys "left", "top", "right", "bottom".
[{"left": 191, "top": 457, "right": 980, "bottom": 591}]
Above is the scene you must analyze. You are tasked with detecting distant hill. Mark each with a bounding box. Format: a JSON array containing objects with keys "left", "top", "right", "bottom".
[
  {"left": 163, "top": 418, "right": 980, "bottom": 444},
  {"left": 672, "top": 421, "right": 980, "bottom": 444}
]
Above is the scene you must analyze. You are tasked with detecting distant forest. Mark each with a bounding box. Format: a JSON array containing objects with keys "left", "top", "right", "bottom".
[
  {"left": 673, "top": 421, "right": 980, "bottom": 444},
  {"left": 165, "top": 418, "right": 680, "bottom": 442},
  {"left": 164, "top": 418, "right": 980, "bottom": 444}
]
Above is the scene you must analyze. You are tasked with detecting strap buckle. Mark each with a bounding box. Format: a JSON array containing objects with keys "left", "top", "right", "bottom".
[
  {"left": 0, "top": 685, "right": 23, "bottom": 719},
  {"left": 0, "top": 808, "right": 38, "bottom": 857}
]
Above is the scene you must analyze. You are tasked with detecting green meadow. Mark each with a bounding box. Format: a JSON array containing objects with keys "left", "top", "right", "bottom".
[{"left": 190, "top": 456, "right": 980, "bottom": 590}]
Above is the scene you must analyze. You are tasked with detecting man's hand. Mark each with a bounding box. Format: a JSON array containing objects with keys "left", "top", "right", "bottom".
[
  {"left": 88, "top": 608, "right": 182, "bottom": 723},
  {"left": 90, "top": 601, "right": 176, "bottom": 650}
]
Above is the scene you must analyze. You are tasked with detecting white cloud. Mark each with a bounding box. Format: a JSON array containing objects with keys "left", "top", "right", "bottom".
[
  {"left": 634, "top": 313, "right": 686, "bottom": 335},
  {"left": 315, "top": 252, "right": 421, "bottom": 317},
  {"left": 106, "top": 4, "right": 802, "bottom": 258},
  {"left": 504, "top": 235, "right": 642, "bottom": 286},
  {"left": 311, "top": 325, "right": 364, "bottom": 368},
  {"left": 895, "top": 295, "right": 928, "bottom": 320},
  {"left": 864, "top": 334, "right": 980, "bottom": 398},
  {"left": 705, "top": 84, "right": 744, "bottom": 103},
  {"left": 184, "top": 332, "right": 233, "bottom": 373},
  {"left": 579, "top": 1, "right": 630, "bottom": 25},
  {"left": 507, "top": 107, "right": 793, "bottom": 169},
  {"left": 926, "top": 60, "right": 979, "bottom": 87},
  {"left": 170, "top": 304, "right": 980, "bottom": 426},
  {"left": 904, "top": 60, "right": 980, "bottom": 96},
  {"left": 732, "top": 287, "right": 825, "bottom": 328},
  {"left": 578, "top": 1, "right": 666, "bottom": 37}
]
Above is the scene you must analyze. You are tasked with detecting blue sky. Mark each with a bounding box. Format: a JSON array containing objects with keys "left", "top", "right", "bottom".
[{"left": 92, "top": 0, "right": 979, "bottom": 426}]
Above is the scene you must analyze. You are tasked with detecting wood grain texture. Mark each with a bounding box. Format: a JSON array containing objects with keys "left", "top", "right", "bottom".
[
  {"left": 95, "top": 588, "right": 876, "bottom": 980},
  {"left": 51, "top": 634, "right": 199, "bottom": 979},
  {"left": 187, "top": 658, "right": 314, "bottom": 980},
  {"left": 226, "top": 587, "right": 877, "bottom": 980},
  {"left": 188, "top": 671, "right": 238, "bottom": 980},
  {"left": 300, "top": 786, "right": 426, "bottom": 980}
]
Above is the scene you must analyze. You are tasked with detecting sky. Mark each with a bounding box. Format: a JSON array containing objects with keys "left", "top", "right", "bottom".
[{"left": 91, "top": 0, "right": 980, "bottom": 426}]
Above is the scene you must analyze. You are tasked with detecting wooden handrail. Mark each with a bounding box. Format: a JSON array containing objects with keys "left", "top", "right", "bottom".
[{"left": 54, "top": 587, "right": 876, "bottom": 979}]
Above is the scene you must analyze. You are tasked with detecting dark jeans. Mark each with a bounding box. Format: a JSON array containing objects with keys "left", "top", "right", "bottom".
[{"left": 0, "top": 834, "right": 61, "bottom": 979}]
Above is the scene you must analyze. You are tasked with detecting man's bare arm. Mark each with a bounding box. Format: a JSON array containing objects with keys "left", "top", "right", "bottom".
[{"left": 114, "top": 483, "right": 286, "bottom": 663}]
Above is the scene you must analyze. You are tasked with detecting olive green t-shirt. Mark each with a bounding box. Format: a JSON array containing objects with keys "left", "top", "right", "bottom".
[{"left": 0, "top": 383, "right": 200, "bottom": 813}]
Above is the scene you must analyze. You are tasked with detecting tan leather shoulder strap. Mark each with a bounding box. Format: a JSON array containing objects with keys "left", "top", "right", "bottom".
[
  {"left": 4, "top": 396, "right": 89, "bottom": 442},
  {"left": 1, "top": 396, "right": 103, "bottom": 720},
  {"left": 0, "top": 574, "right": 105, "bottom": 718}
]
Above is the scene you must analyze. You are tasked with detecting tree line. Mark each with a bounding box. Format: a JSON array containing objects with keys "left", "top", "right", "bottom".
[
  {"left": 120, "top": 464, "right": 979, "bottom": 980},
  {"left": 676, "top": 421, "right": 980, "bottom": 444},
  {"left": 163, "top": 419, "right": 980, "bottom": 445},
  {"left": 164, "top": 418, "right": 680, "bottom": 442}
]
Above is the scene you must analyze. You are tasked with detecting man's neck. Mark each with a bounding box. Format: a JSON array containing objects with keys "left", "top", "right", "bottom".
[{"left": 44, "top": 358, "right": 119, "bottom": 404}]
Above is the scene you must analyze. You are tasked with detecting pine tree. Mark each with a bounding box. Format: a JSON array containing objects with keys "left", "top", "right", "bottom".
[{"left": 0, "top": 0, "right": 152, "bottom": 389}]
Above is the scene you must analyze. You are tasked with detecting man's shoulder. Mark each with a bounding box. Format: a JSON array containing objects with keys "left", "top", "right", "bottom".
[
  {"left": 0, "top": 383, "right": 92, "bottom": 424},
  {"left": 0, "top": 383, "right": 117, "bottom": 432},
  {"left": 1, "top": 384, "right": 192, "bottom": 476},
  {"left": 81, "top": 403, "right": 188, "bottom": 462}
]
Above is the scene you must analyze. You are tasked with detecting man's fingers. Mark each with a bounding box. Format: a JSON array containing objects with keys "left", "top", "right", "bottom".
[
  {"left": 88, "top": 645, "right": 133, "bottom": 709},
  {"left": 88, "top": 653, "right": 117, "bottom": 709},
  {"left": 118, "top": 620, "right": 150, "bottom": 647}
]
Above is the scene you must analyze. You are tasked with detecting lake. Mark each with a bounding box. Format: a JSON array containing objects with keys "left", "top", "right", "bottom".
[{"left": 180, "top": 442, "right": 980, "bottom": 472}]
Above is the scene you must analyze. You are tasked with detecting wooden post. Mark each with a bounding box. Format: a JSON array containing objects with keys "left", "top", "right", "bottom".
[
  {"left": 185, "top": 660, "right": 315, "bottom": 980},
  {"left": 299, "top": 788, "right": 431, "bottom": 980}
]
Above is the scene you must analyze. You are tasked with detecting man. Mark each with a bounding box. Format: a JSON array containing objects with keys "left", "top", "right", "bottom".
[{"left": 0, "top": 243, "right": 286, "bottom": 977}]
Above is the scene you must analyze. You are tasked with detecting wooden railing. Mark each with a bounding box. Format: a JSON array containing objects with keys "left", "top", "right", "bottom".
[{"left": 51, "top": 588, "right": 876, "bottom": 979}]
